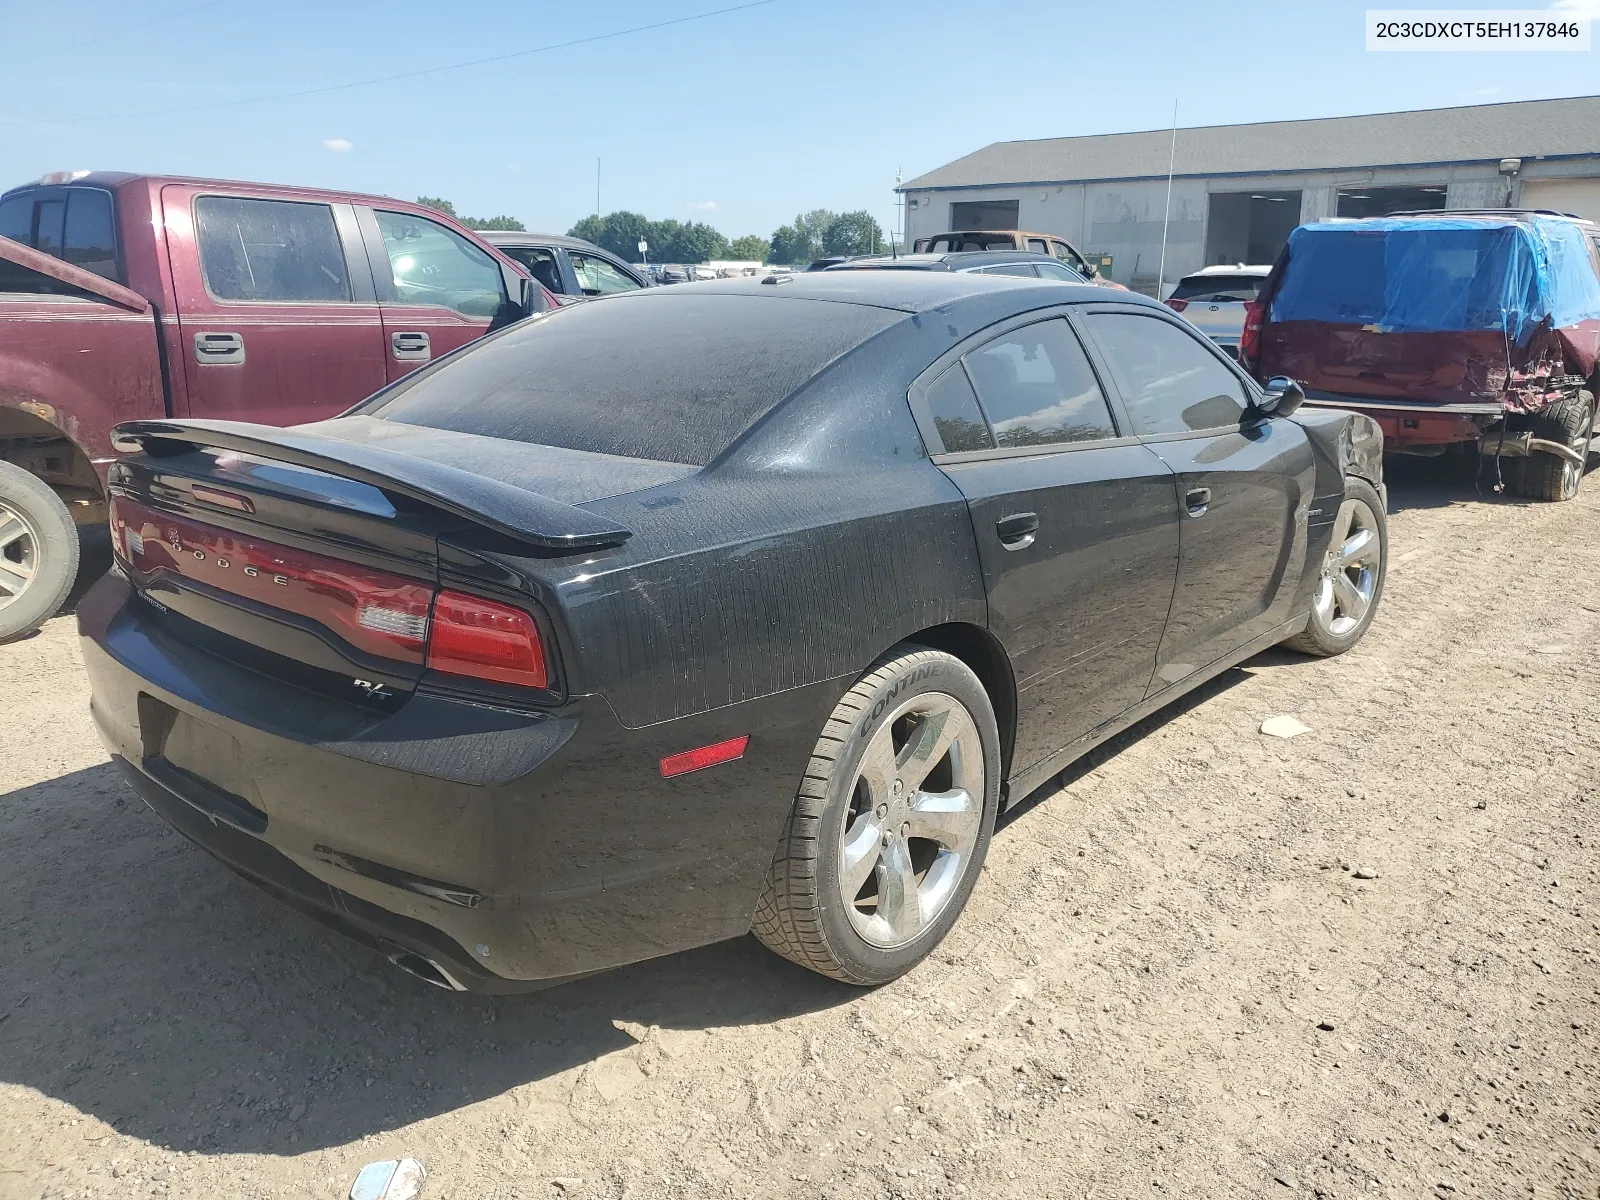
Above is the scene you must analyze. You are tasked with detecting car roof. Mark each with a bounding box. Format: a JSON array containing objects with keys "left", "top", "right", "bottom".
[
  {"left": 829, "top": 249, "right": 1069, "bottom": 271},
  {"left": 673, "top": 269, "right": 1111, "bottom": 311},
  {"left": 1184, "top": 264, "right": 1274, "bottom": 278},
  {"left": 1378, "top": 207, "right": 1600, "bottom": 229},
  {"left": 0, "top": 171, "right": 440, "bottom": 211},
  {"left": 479, "top": 230, "right": 612, "bottom": 254}
]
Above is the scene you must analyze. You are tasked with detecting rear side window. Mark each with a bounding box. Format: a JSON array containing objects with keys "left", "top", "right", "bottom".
[
  {"left": 367, "top": 293, "right": 901, "bottom": 466},
  {"left": 195, "top": 196, "right": 351, "bottom": 303},
  {"left": 0, "top": 195, "right": 33, "bottom": 243},
  {"left": 980, "top": 263, "right": 1039, "bottom": 278},
  {"left": 962, "top": 318, "right": 1117, "bottom": 448},
  {"left": 63, "top": 190, "right": 117, "bottom": 279},
  {"left": 1087, "top": 312, "right": 1248, "bottom": 435},
  {"left": 1169, "top": 275, "right": 1264, "bottom": 303},
  {"left": 924, "top": 365, "right": 995, "bottom": 453}
]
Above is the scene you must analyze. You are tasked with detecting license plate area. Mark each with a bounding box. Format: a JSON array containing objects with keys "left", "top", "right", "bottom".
[{"left": 137, "top": 693, "right": 267, "bottom": 834}]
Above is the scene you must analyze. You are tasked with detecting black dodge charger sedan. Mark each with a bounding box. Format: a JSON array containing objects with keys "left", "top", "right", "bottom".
[{"left": 80, "top": 271, "right": 1387, "bottom": 991}]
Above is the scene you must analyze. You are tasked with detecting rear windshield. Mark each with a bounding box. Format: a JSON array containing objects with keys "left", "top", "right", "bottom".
[
  {"left": 367, "top": 292, "right": 901, "bottom": 466},
  {"left": 1170, "top": 275, "right": 1264, "bottom": 302}
]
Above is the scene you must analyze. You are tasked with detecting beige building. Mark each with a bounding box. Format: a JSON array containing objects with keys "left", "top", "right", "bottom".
[{"left": 897, "top": 96, "right": 1600, "bottom": 295}]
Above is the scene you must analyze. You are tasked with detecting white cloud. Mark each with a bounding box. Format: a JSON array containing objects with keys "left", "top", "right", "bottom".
[
  {"left": 689, "top": 200, "right": 717, "bottom": 212},
  {"left": 321, "top": 137, "right": 352, "bottom": 153}
]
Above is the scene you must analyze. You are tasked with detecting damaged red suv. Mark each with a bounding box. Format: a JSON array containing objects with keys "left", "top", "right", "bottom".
[{"left": 1246, "top": 211, "right": 1600, "bottom": 500}]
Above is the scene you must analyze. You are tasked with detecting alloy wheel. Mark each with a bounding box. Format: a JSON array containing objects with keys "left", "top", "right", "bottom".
[
  {"left": 838, "top": 692, "right": 984, "bottom": 949},
  {"left": 1310, "top": 496, "right": 1381, "bottom": 638},
  {"left": 0, "top": 499, "right": 40, "bottom": 612},
  {"left": 1561, "top": 421, "right": 1593, "bottom": 499}
]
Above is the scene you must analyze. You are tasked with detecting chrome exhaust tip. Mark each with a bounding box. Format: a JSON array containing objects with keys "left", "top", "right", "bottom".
[{"left": 380, "top": 943, "right": 468, "bottom": 991}]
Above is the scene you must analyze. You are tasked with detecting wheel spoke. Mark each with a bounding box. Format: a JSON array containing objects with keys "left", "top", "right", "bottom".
[
  {"left": 1332, "top": 571, "right": 1368, "bottom": 621},
  {"left": 1338, "top": 526, "right": 1376, "bottom": 568},
  {"left": 855, "top": 725, "right": 898, "bottom": 802},
  {"left": 905, "top": 787, "right": 979, "bottom": 853},
  {"left": 839, "top": 810, "right": 884, "bottom": 900},
  {"left": 0, "top": 555, "right": 33, "bottom": 596},
  {"left": 875, "top": 835, "right": 922, "bottom": 938},
  {"left": 898, "top": 701, "right": 966, "bottom": 793},
  {"left": 1330, "top": 499, "right": 1355, "bottom": 549},
  {"left": 0, "top": 513, "right": 27, "bottom": 554}
]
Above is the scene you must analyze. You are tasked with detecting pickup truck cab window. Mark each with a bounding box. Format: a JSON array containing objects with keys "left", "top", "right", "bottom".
[
  {"left": 0, "top": 195, "right": 32, "bottom": 243},
  {"left": 374, "top": 210, "right": 505, "bottom": 317},
  {"left": 34, "top": 198, "right": 65, "bottom": 258},
  {"left": 62, "top": 190, "right": 117, "bottom": 280},
  {"left": 194, "top": 195, "right": 350, "bottom": 303}
]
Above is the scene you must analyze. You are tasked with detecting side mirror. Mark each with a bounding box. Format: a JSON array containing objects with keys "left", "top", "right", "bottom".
[{"left": 1258, "top": 376, "right": 1305, "bottom": 418}]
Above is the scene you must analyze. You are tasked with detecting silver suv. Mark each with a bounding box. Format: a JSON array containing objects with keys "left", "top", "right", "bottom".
[{"left": 1164, "top": 265, "right": 1272, "bottom": 359}]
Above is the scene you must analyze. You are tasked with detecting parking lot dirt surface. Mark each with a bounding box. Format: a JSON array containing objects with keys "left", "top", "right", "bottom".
[{"left": 1, "top": 461, "right": 1597, "bottom": 1200}]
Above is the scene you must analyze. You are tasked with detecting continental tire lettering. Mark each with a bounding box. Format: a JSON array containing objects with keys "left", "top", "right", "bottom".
[{"left": 860, "top": 662, "right": 944, "bottom": 734}]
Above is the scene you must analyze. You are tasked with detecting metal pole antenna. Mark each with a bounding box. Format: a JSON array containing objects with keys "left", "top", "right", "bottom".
[{"left": 1157, "top": 100, "right": 1177, "bottom": 298}]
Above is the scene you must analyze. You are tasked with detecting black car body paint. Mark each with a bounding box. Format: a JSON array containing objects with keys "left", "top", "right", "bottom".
[{"left": 80, "top": 273, "right": 1382, "bottom": 991}]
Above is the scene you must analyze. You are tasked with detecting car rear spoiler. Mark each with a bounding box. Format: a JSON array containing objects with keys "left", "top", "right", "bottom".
[{"left": 110, "top": 418, "right": 632, "bottom": 552}]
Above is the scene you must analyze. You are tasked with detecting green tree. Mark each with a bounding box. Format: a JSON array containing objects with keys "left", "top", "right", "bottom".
[
  {"left": 769, "top": 209, "right": 838, "bottom": 264},
  {"left": 822, "top": 211, "right": 885, "bottom": 257},
  {"left": 567, "top": 211, "right": 653, "bottom": 261},
  {"left": 416, "top": 196, "right": 524, "bottom": 231},
  {"left": 728, "top": 234, "right": 769, "bottom": 262}
]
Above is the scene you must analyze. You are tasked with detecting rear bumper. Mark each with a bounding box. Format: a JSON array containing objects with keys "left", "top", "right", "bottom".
[
  {"left": 79, "top": 572, "right": 840, "bottom": 992},
  {"left": 1302, "top": 392, "right": 1501, "bottom": 447}
]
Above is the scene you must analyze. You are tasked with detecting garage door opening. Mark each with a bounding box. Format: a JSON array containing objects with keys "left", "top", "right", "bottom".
[
  {"left": 1335, "top": 185, "right": 1447, "bottom": 218},
  {"left": 948, "top": 200, "right": 1020, "bottom": 231},
  {"left": 1204, "top": 191, "right": 1302, "bottom": 266}
]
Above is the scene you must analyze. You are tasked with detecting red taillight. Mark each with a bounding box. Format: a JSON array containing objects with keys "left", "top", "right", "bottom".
[
  {"left": 1164, "top": 297, "right": 1189, "bottom": 312},
  {"left": 1239, "top": 299, "right": 1264, "bottom": 371},
  {"left": 659, "top": 735, "right": 749, "bottom": 778},
  {"left": 426, "top": 590, "right": 548, "bottom": 689}
]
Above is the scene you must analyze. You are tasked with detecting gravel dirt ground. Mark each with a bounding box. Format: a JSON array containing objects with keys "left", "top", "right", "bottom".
[{"left": 1, "top": 460, "right": 1597, "bottom": 1200}]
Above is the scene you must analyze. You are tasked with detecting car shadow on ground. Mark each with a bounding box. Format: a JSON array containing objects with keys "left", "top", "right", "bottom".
[
  {"left": 0, "top": 761, "right": 855, "bottom": 1158},
  {"left": 1382, "top": 448, "right": 1598, "bottom": 513}
]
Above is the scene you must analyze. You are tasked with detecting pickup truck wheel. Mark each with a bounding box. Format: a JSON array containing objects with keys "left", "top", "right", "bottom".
[
  {"left": 1507, "top": 391, "right": 1594, "bottom": 502},
  {"left": 1283, "top": 477, "right": 1387, "bottom": 658},
  {"left": 752, "top": 645, "right": 1001, "bottom": 985},
  {"left": 0, "top": 461, "right": 80, "bottom": 643}
]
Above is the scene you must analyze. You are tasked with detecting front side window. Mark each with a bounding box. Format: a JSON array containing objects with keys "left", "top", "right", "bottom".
[
  {"left": 500, "top": 245, "right": 563, "bottom": 294},
  {"left": 980, "top": 263, "right": 1039, "bottom": 278},
  {"left": 195, "top": 196, "right": 350, "bottom": 303},
  {"left": 961, "top": 318, "right": 1117, "bottom": 448},
  {"left": 1052, "top": 241, "right": 1088, "bottom": 272},
  {"left": 570, "top": 252, "right": 642, "bottom": 296},
  {"left": 375, "top": 210, "right": 506, "bottom": 317},
  {"left": 1087, "top": 312, "right": 1249, "bottom": 435},
  {"left": 1034, "top": 260, "right": 1083, "bottom": 282},
  {"left": 63, "top": 190, "right": 117, "bottom": 280},
  {"left": 923, "top": 364, "right": 994, "bottom": 453}
]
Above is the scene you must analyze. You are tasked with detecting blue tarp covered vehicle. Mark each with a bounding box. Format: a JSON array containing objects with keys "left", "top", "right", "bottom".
[{"left": 1251, "top": 211, "right": 1600, "bottom": 501}]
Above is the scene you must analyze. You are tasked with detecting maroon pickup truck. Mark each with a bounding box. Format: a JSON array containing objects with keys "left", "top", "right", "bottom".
[{"left": 0, "top": 172, "right": 548, "bottom": 639}]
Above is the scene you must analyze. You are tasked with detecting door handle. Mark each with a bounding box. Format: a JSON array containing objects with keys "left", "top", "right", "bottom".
[
  {"left": 996, "top": 511, "right": 1038, "bottom": 551},
  {"left": 193, "top": 331, "right": 244, "bottom": 365},
  {"left": 1185, "top": 487, "right": 1211, "bottom": 517},
  {"left": 391, "top": 331, "right": 431, "bottom": 362}
]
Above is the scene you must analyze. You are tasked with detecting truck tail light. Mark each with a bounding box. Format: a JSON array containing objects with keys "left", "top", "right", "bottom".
[
  {"left": 1164, "top": 297, "right": 1189, "bottom": 312},
  {"left": 426, "top": 590, "right": 548, "bottom": 689},
  {"left": 1239, "top": 299, "right": 1264, "bottom": 371}
]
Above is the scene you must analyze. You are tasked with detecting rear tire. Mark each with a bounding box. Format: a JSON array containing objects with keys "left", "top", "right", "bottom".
[
  {"left": 752, "top": 645, "right": 1001, "bottom": 985},
  {"left": 1506, "top": 390, "right": 1594, "bottom": 503},
  {"left": 0, "top": 461, "right": 80, "bottom": 643},
  {"left": 1283, "top": 476, "right": 1387, "bottom": 658}
]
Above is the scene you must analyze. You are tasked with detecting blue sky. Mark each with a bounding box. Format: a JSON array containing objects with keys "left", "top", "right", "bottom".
[{"left": 2, "top": 0, "right": 1596, "bottom": 241}]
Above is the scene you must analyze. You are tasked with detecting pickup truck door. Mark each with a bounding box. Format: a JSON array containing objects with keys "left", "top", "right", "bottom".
[
  {"left": 161, "top": 186, "right": 387, "bottom": 427},
  {"left": 358, "top": 206, "right": 511, "bottom": 381}
]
